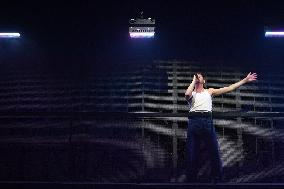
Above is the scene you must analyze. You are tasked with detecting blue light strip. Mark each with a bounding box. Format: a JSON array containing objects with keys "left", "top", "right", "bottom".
[
  {"left": 129, "top": 32, "right": 155, "bottom": 38},
  {"left": 0, "top": 33, "right": 21, "bottom": 38},
  {"left": 265, "top": 31, "right": 284, "bottom": 37}
]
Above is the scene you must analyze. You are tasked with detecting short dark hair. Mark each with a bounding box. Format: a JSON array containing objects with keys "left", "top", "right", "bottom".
[{"left": 195, "top": 72, "right": 206, "bottom": 78}]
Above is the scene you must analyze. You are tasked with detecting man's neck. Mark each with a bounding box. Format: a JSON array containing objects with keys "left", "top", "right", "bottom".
[{"left": 195, "top": 84, "right": 204, "bottom": 93}]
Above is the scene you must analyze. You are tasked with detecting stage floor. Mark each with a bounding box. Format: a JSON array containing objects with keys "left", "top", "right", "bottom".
[{"left": 1, "top": 182, "right": 284, "bottom": 189}]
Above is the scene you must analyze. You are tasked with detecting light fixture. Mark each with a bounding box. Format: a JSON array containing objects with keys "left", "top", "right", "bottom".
[
  {"left": 0, "top": 33, "right": 21, "bottom": 38},
  {"left": 265, "top": 31, "right": 284, "bottom": 37}
]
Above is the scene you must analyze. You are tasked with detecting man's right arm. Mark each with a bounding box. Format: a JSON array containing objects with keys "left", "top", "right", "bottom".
[{"left": 185, "top": 75, "right": 196, "bottom": 101}]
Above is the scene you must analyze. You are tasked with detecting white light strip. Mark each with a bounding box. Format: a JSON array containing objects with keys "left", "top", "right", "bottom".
[
  {"left": 265, "top": 31, "right": 284, "bottom": 37},
  {"left": 130, "top": 32, "right": 155, "bottom": 38},
  {"left": 0, "top": 33, "right": 21, "bottom": 38}
]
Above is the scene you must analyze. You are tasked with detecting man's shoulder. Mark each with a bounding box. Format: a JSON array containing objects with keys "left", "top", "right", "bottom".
[{"left": 206, "top": 88, "right": 214, "bottom": 96}]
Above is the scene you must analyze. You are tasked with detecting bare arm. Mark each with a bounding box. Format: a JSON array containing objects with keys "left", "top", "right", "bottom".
[
  {"left": 185, "top": 75, "right": 197, "bottom": 101},
  {"left": 208, "top": 72, "right": 257, "bottom": 97}
]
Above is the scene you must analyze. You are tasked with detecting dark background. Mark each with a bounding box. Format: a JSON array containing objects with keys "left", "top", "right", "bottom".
[
  {"left": 0, "top": 0, "right": 284, "bottom": 70},
  {"left": 0, "top": 1, "right": 284, "bottom": 184}
]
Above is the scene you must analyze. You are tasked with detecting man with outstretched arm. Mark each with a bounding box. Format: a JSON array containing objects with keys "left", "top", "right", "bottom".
[{"left": 185, "top": 72, "right": 257, "bottom": 182}]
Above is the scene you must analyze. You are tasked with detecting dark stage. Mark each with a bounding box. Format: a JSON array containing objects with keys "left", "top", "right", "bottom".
[{"left": 1, "top": 1, "right": 284, "bottom": 189}]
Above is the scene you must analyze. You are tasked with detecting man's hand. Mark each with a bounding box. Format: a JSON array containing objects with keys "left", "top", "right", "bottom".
[
  {"left": 185, "top": 74, "right": 197, "bottom": 98},
  {"left": 245, "top": 72, "right": 257, "bottom": 83},
  {"left": 193, "top": 74, "right": 198, "bottom": 84}
]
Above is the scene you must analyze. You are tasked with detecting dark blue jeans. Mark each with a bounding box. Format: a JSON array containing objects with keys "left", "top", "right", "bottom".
[{"left": 186, "top": 117, "right": 223, "bottom": 182}]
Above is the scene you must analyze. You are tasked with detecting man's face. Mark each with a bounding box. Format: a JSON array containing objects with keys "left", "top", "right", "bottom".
[{"left": 196, "top": 73, "right": 205, "bottom": 84}]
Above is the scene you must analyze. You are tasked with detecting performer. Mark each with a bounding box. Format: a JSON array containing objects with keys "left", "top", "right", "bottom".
[{"left": 185, "top": 72, "right": 257, "bottom": 182}]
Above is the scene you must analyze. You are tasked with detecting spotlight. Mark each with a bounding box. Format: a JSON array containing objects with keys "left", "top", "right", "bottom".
[
  {"left": 130, "top": 32, "right": 155, "bottom": 38},
  {"left": 129, "top": 12, "right": 155, "bottom": 39},
  {"left": 0, "top": 33, "right": 21, "bottom": 38},
  {"left": 265, "top": 31, "right": 284, "bottom": 37}
]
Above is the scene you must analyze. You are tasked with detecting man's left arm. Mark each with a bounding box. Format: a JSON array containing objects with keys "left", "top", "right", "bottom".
[{"left": 208, "top": 72, "right": 257, "bottom": 97}]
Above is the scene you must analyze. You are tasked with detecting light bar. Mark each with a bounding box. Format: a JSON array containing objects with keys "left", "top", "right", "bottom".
[
  {"left": 265, "top": 31, "right": 284, "bottom": 37},
  {"left": 130, "top": 32, "right": 155, "bottom": 38},
  {"left": 0, "top": 33, "right": 21, "bottom": 38}
]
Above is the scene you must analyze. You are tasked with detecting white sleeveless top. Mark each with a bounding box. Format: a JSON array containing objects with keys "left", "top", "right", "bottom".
[{"left": 187, "top": 89, "right": 212, "bottom": 112}]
